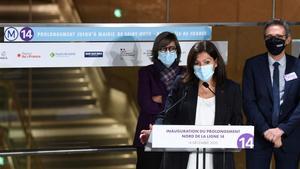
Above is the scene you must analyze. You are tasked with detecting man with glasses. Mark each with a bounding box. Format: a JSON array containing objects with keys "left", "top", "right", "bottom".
[{"left": 243, "top": 19, "right": 300, "bottom": 169}]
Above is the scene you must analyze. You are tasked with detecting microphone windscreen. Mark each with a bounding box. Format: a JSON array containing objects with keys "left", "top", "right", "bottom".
[{"left": 202, "top": 82, "right": 209, "bottom": 88}]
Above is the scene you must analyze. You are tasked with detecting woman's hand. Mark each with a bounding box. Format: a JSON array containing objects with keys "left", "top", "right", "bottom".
[
  {"left": 139, "top": 124, "right": 153, "bottom": 144},
  {"left": 152, "top": 95, "right": 162, "bottom": 103}
]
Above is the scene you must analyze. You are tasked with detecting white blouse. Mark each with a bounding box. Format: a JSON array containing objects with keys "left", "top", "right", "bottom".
[{"left": 186, "top": 96, "right": 215, "bottom": 169}]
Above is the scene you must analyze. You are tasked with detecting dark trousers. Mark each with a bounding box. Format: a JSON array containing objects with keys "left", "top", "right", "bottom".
[
  {"left": 136, "top": 147, "right": 163, "bottom": 169},
  {"left": 246, "top": 147, "right": 300, "bottom": 169}
]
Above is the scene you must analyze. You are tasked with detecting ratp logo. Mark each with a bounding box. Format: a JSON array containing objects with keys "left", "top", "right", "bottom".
[{"left": 4, "top": 27, "right": 19, "bottom": 41}]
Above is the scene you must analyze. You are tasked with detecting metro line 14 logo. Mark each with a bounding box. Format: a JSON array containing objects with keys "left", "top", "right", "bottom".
[
  {"left": 4, "top": 27, "right": 18, "bottom": 41},
  {"left": 20, "top": 27, "right": 34, "bottom": 41},
  {"left": 4, "top": 27, "right": 34, "bottom": 41},
  {"left": 237, "top": 133, "right": 254, "bottom": 149}
]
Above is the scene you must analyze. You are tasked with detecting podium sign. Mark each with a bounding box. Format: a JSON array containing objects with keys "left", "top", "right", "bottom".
[{"left": 152, "top": 125, "right": 254, "bottom": 149}]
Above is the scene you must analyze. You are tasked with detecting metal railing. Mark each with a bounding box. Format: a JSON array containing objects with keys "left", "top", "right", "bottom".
[
  {"left": 0, "top": 80, "right": 44, "bottom": 169},
  {"left": 0, "top": 145, "right": 136, "bottom": 156},
  {"left": 84, "top": 67, "right": 139, "bottom": 140},
  {"left": 0, "top": 126, "right": 16, "bottom": 169}
]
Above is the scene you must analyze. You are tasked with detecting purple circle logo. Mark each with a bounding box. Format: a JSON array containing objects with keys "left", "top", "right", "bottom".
[
  {"left": 237, "top": 133, "right": 254, "bottom": 149},
  {"left": 20, "top": 27, "right": 34, "bottom": 41}
]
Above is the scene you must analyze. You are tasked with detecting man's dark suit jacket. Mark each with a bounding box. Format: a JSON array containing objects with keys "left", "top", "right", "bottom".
[
  {"left": 243, "top": 53, "right": 300, "bottom": 152},
  {"left": 157, "top": 78, "right": 242, "bottom": 169}
]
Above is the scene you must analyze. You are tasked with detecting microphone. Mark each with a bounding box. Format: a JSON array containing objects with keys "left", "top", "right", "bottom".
[
  {"left": 202, "top": 82, "right": 215, "bottom": 95},
  {"left": 155, "top": 88, "right": 188, "bottom": 124},
  {"left": 165, "top": 89, "right": 188, "bottom": 113}
]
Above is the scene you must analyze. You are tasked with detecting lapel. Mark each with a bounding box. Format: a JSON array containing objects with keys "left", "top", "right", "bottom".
[
  {"left": 152, "top": 65, "right": 162, "bottom": 82},
  {"left": 214, "top": 83, "right": 226, "bottom": 125},
  {"left": 187, "top": 80, "right": 199, "bottom": 124},
  {"left": 150, "top": 65, "right": 165, "bottom": 93},
  {"left": 282, "top": 55, "right": 296, "bottom": 102},
  {"left": 260, "top": 53, "right": 273, "bottom": 99}
]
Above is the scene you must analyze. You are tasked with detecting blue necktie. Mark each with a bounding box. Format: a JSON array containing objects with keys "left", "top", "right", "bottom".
[{"left": 272, "top": 62, "right": 280, "bottom": 126}]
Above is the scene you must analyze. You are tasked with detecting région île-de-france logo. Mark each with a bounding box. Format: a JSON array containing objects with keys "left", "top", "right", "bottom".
[
  {"left": 17, "top": 52, "right": 41, "bottom": 59},
  {"left": 4, "top": 27, "right": 34, "bottom": 42}
]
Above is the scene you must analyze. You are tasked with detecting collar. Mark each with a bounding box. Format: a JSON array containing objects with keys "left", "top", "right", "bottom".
[{"left": 268, "top": 54, "right": 286, "bottom": 67}]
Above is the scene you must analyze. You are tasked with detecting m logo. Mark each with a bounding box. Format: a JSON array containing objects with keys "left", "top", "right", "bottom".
[{"left": 4, "top": 27, "right": 18, "bottom": 41}]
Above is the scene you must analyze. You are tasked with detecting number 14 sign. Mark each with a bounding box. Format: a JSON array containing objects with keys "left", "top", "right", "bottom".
[{"left": 4, "top": 27, "right": 34, "bottom": 42}]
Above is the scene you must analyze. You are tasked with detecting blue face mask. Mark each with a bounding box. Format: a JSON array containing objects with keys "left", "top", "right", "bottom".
[
  {"left": 194, "top": 64, "right": 214, "bottom": 82},
  {"left": 158, "top": 51, "right": 177, "bottom": 68}
]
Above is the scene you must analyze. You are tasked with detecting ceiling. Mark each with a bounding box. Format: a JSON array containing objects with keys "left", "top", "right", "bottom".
[{"left": 0, "top": 0, "right": 167, "bottom": 23}]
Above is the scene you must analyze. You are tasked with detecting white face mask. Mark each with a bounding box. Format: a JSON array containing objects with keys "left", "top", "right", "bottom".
[{"left": 193, "top": 64, "right": 214, "bottom": 82}]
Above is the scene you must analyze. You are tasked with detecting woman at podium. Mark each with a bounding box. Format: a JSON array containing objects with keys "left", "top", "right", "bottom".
[{"left": 140, "top": 40, "right": 243, "bottom": 169}]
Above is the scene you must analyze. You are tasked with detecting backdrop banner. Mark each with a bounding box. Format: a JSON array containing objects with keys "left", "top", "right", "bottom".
[{"left": 0, "top": 24, "right": 229, "bottom": 67}]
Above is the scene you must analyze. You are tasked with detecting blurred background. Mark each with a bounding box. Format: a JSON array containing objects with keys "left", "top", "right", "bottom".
[{"left": 0, "top": 0, "right": 299, "bottom": 169}]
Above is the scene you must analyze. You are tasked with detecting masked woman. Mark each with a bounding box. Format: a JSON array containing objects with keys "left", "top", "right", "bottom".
[
  {"left": 133, "top": 31, "right": 184, "bottom": 169},
  {"left": 140, "top": 40, "right": 243, "bottom": 169}
]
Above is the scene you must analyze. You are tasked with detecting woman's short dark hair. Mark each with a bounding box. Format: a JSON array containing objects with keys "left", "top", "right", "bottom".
[
  {"left": 184, "top": 40, "right": 226, "bottom": 85},
  {"left": 151, "top": 31, "right": 181, "bottom": 62}
]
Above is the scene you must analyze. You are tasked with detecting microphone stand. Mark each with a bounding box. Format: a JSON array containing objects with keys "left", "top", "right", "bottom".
[
  {"left": 164, "top": 90, "right": 187, "bottom": 114},
  {"left": 195, "top": 148, "right": 206, "bottom": 169},
  {"left": 203, "top": 148, "right": 206, "bottom": 169},
  {"left": 202, "top": 82, "right": 226, "bottom": 169},
  {"left": 155, "top": 89, "right": 188, "bottom": 123},
  {"left": 196, "top": 148, "right": 199, "bottom": 169}
]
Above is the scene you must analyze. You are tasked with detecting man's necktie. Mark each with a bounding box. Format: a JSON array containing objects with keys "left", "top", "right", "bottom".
[{"left": 272, "top": 62, "right": 280, "bottom": 127}]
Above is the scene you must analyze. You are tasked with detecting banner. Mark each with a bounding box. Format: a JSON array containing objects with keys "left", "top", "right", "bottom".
[
  {"left": 3, "top": 25, "right": 211, "bottom": 42},
  {"left": 0, "top": 41, "right": 227, "bottom": 68},
  {"left": 152, "top": 125, "right": 254, "bottom": 149},
  {"left": 0, "top": 24, "right": 230, "bottom": 68}
]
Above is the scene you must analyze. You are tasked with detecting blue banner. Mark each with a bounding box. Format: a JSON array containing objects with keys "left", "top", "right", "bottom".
[{"left": 4, "top": 25, "right": 211, "bottom": 42}]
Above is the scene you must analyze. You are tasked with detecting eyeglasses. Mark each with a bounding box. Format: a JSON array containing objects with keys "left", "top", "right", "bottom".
[
  {"left": 264, "top": 34, "right": 287, "bottom": 40},
  {"left": 159, "top": 46, "right": 177, "bottom": 53}
]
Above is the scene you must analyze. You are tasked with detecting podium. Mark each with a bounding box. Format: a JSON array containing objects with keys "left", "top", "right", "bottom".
[{"left": 145, "top": 125, "right": 254, "bottom": 169}]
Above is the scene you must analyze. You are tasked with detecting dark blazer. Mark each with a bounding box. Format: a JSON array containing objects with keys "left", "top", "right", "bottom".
[
  {"left": 133, "top": 64, "right": 183, "bottom": 147},
  {"left": 242, "top": 53, "right": 300, "bottom": 152},
  {"left": 157, "top": 77, "right": 242, "bottom": 169}
]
